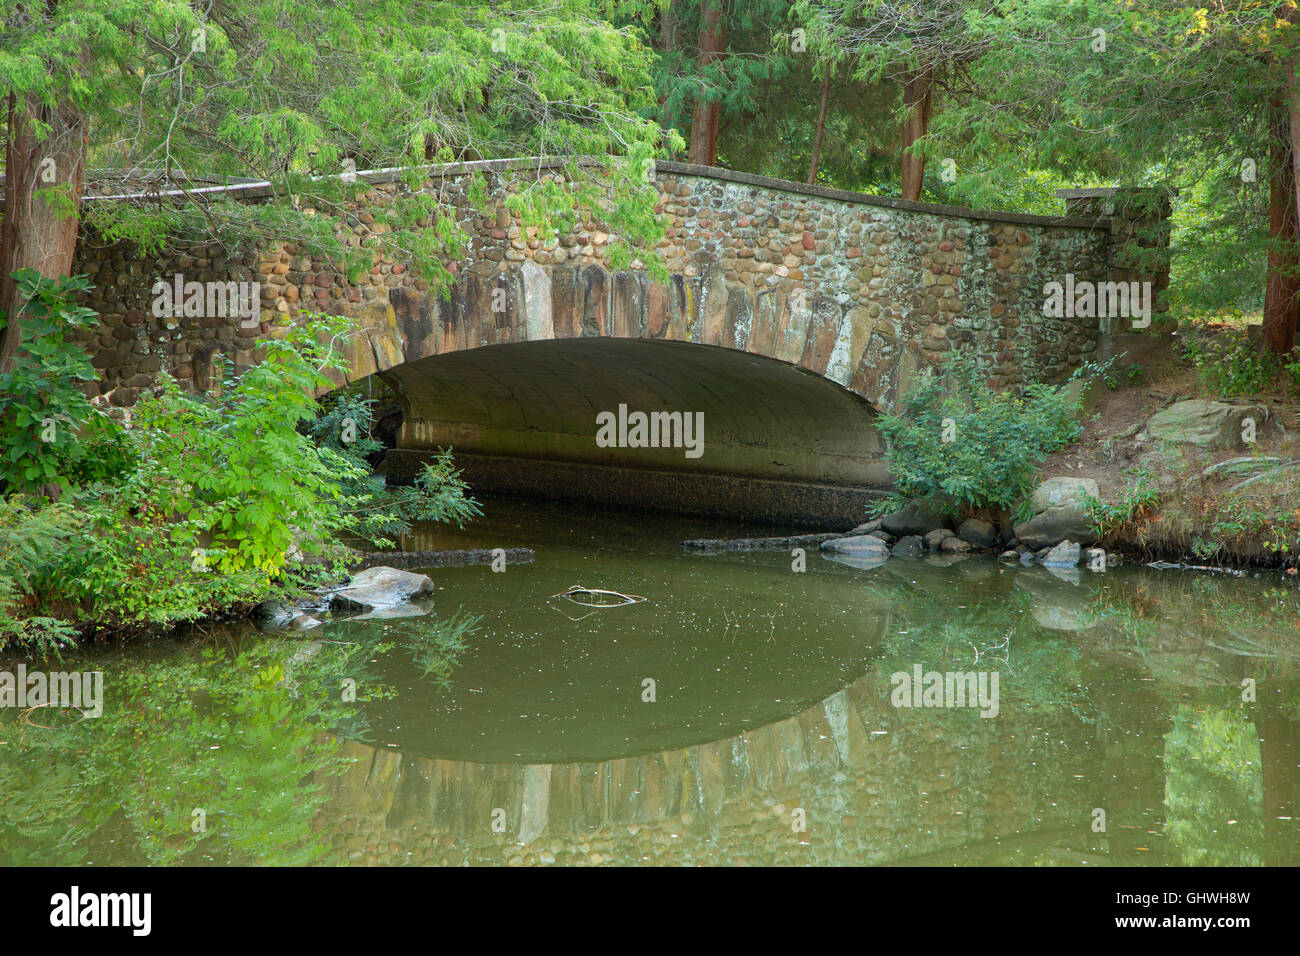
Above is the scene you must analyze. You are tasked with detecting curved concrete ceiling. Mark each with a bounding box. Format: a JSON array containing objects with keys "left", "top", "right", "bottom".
[{"left": 379, "top": 338, "right": 888, "bottom": 486}]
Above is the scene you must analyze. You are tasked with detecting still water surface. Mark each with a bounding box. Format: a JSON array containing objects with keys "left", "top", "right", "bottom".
[{"left": 2, "top": 497, "right": 1297, "bottom": 865}]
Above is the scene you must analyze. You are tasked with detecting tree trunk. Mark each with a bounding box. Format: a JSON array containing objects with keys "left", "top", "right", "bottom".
[
  {"left": 1263, "top": 89, "right": 1299, "bottom": 356},
  {"left": 688, "top": 0, "right": 725, "bottom": 166},
  {"left": 899, "top": 64, "right": 933, "bottom": 202},
  {"left": 807, "top": 69, "right": 831, "bottom": 185},
  {"left": 0, "top": 92, "right": 86, "bottom": 373},
  {"left": 656, "top": 1, "right": 678, "bottom": 135}
]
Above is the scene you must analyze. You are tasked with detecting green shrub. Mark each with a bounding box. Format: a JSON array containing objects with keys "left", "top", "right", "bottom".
[
  {"left": 306, "top": 392, "right": 481, "bottom": 543},
  {"left": 1179, "top": 324, "right": 1300, "bottom": 397},
  {"left": 0, "top": 270, "right": 130, "bottom": 495},
  {"left": 0, "top": 496, "right": 80, "bottom": 655},
  {"left": 871, "top": 353, "right": 1085, "bottom": 519},
  {"left": 2, "top": 306, "right": 485, "bottom": 643},
  {"left": 1082, "top": 468, "right": 1162, "bottom": 539},
  {"left": 46, "top": 315, "right": 370, "bottom": 631}
]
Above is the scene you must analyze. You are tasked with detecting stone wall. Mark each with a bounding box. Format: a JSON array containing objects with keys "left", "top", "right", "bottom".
[{"left": 70, "top": 159, "right": 1124, "bottom": 415}]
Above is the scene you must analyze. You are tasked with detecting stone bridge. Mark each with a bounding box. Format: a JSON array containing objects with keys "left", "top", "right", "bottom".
[{"left": 71, "top": 159, "right": 1167, "bottom": 522}]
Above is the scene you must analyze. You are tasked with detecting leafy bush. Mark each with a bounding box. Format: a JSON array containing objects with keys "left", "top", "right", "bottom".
[
  {"left": 871, "top": 353, "right": 1085, "bottom": 518},
  {"left": 0, "top": 497, "right": 80, "bottom": 655},
  {"left": 1082, "top": 468, "right": 1162, "bottom": 540},
  {"left": 0, "top": 270, "right": 130, "bottom": 495},
  {"left": 305, "top": 392, "right": 481, "bottom": 543},
  {"left": 0, "top": 305, "right": 487, "bottom": 643},
  {"left": 1179, "top": 323, "right": 1300, "bottom": 397},
  {"left": 48, "top": 314, "right": 386, "bottom": 631}
]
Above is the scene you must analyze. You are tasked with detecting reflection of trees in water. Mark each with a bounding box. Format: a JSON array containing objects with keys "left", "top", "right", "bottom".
[
  {"left": 862, "top": 578, "right": 1089, "bottom": 720},
  {"left": 1166, "top": 701, "right": 1266, "bottom": 866},
  {"left": 1255, "top": 689, "right": 1300, "bottom": 866},
  {"left": 863, "top": 564, "right": 1300, "bottom": 865},
  {"left": 0, "top": 613, "right": 474, "bottom": 865}
]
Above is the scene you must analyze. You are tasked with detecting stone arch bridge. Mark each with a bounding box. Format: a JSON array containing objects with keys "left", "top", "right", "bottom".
[{"left": 71, "top": 159, "right": 1168, "bottom": 523}]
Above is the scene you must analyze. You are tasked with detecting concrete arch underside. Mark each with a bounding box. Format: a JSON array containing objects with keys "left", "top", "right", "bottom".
[{"left": 374, "top": 338, "right": 891, "bottom": 527}]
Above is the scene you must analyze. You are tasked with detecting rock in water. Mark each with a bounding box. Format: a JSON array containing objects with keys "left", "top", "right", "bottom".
[
  {"left": 940, "top": 536, "right": 972, "bottom": 554},
  {"left": 820, "top": 535, "right": 890, "bottom": 557},
  {"left": 252, "top": 599, "right": 295, "bottom": 627},
  {"left": 330, "top": 565, "right": 435, "bottom": 611},
  {"left": 923, "top": 529, "right": 950, "bottom": 552},
  {"left": 1042, "top": 540, "right": 1082, "bottom": 568},
  {"left": 891, "top": 535, "right": 924, "bottom": 558},
  {"left": 1084, "top": 547, "right": 1108, "bottom": 571}
]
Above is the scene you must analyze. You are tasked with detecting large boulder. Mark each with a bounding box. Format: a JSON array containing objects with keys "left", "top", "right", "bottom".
[
  {"left": 1013, "top": 477, "right": 1100, "bottom": 549},
  {"left": 1144, "top": 400, "right": 1271, "bottom": 449},
  {"left": 880, "top": 500, "right": 951, "bottom": 537},
  {"left": 330, "top": 566, "right": 435, "bottom": 612}
]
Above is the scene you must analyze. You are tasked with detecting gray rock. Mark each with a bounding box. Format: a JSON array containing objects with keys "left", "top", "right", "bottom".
[
  {"left": 1200, "top": 456, "right": 1286, "bottom": 478},
  {"left": 1014, "top": 477, "right": 1100, "bottom": 549},
  {"left": 1030, "top": 477, "right": 1100, "bottom": 513},
  {"left": 999, "top": 550, "right": 1020, "bottom": 561},
  {"left": 1227, "top": 460, "right": 1300, "bottom": 493},
  {"left": 1146, "top": 400, "right": 1271, "bottom": 449},
  {"left": 890, "top": 535, "right": 924, "bottom": 558},
  {"left": 821, "top": 534, "right": 889, "bottom": 556},
  {"left": 1084, "top": 547, "right": 1108, "bottom": 571},
  {"left": 252, "top": 599, "right": 295, "bottom": 627},
  {"left": 329, "top": 565, "right": 435, "bottom": 611},
  {"left": 881, "top": 500, "right": 950, "bottom": 537},
  {"left": 1043, "top": 540, "right": 1082, "bottom": 568},
  {"left": 923, "top": 529, "right": 950, "bottom": 552},
  {"left": 940, "top": 536, "right": 972, "bottom": 554},
  {"left": 957, "top": 517, "right": 999, "bottom": 549},
  {"left": 849, "top": 519, "right": 883, "bottom": 536}
]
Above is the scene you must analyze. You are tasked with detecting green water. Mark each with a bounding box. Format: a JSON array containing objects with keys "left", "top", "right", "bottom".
[{"left": 1, "top": 496, "right": 1298, "bottom": 866}]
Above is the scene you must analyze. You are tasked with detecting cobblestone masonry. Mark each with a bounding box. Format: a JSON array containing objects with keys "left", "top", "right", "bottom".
[{"left": 69, "top": 159, "right": 1166, "bottom": 415}]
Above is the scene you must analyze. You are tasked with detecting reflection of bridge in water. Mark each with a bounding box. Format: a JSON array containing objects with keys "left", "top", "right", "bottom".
[{"left": 316, "top": 663, "right": 1171, "bottom": 866}]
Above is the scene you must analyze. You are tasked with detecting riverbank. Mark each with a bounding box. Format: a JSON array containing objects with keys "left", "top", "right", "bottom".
[
  {"left": 800, "top": 327, "right": 1300, "bottom": 573},
  {"left": 1039, "top": 328, "right": 1300, "bottom": 569}
]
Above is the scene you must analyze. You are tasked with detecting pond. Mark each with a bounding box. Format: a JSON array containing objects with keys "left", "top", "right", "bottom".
[{"left": 1, "top": 497, "right": 1297, "bottom": 866}]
